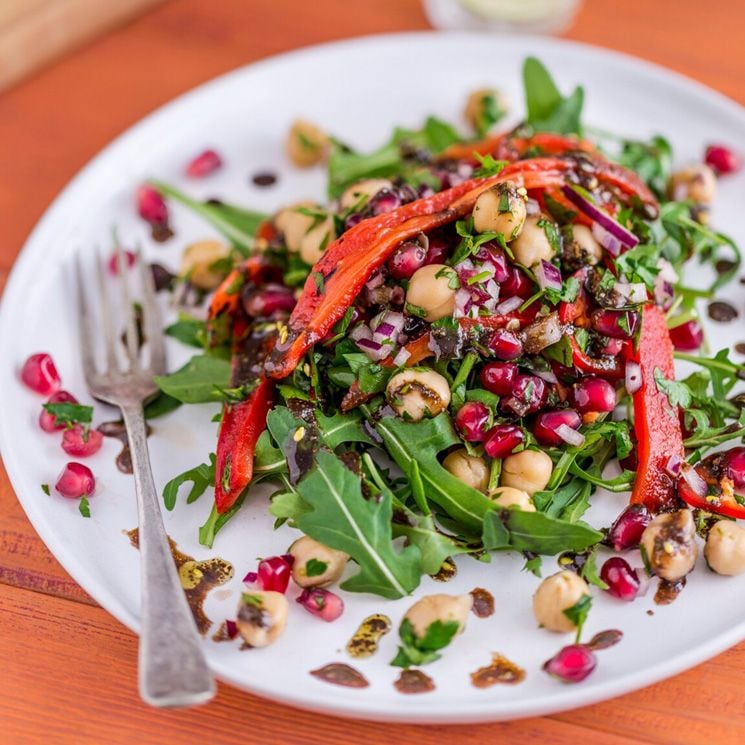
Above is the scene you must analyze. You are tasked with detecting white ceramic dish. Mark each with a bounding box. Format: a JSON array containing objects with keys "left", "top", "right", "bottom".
[{"left": 1, "top": 32, "right": 745, "bottom": 723}]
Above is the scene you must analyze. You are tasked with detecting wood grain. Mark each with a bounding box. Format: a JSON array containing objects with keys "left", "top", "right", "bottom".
[{"left": 1, "top": 0, "right": 745, "bottom": 742}]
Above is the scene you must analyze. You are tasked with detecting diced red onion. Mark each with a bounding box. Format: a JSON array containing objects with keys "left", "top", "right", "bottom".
[
  {"left": 375, "top": 321, "right": 396, "bottom": 337},
  {"left": 562, "top": 185, "right": 639, "bottom": 249},
  {"left": 496, "top": 295, "right": 523, "bottom": 315},
  {"left": 350, "top": 324, "right": 372, "bottom": 342},
  {"left": 615, "top": 282, "right": 648, "bottom": 305},
  {"left": 680, "top": 463, "right": 708, "bottom": 498},
  {"left": 356, "top": 336, "right": 389, "bottom": 361},
  {"left": 534, "top": 369, "right": 559, "bottom": 384},
  {"left": 393, "top": 348, "right": 411, "bottom": 367},
  {"left": 556, "top": 424, "right": 586, "bottom": 447},
  {"left": 365, "top": 271, "right": 384, "bottom": 290},
  {"left": 625, "top": 361, "right": 642, "bottom": 394},
  {"left": 454, "top": 288, "right": 472, "bottom": 318},
  {"left": 664, "top": 454, "right": 682, "bottom": 478},
  {"left": 484, "top": 278, "right": 499, "bottom": 300},
  {"left": 535, "top": 260, "right": 562, "bottom": 291},
  {"left": 591, "top": 223, "right": 623, "bottom": 257}
]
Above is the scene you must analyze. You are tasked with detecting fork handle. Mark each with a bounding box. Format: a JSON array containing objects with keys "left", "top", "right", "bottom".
[{"left": 121, "top": 403, "right": 216, "bottom": 708}]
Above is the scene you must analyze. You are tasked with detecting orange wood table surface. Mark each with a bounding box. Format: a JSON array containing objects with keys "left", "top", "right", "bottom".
[{"left": 1, "top": 1, "right": 744, "bottom": 743}]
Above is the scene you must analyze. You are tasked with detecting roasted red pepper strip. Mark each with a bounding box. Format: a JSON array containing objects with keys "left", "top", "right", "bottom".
[
  {"left": 266, "top": 159, "right": 571, "bottom": 379},
  {"left": 626, "top": 305, "right": 684, "bottom": 512},
  {"left": 440, "top": 132, "right": 598, "bottom": 162},
  {"left": 569, "top": 336, "right": 626, "bottom": 379},
  {"left": 214, "top": 376, "right": 275, "bottom": 513},
  {"left": 678, "top": 464, "right": 745, "bottom": 519}
]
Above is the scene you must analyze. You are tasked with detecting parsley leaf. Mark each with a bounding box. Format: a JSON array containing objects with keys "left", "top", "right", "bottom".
[
  {"left": 42, "top": 403, "right": 93, "bottom": 428},
  {"left": 391, "top": 618, "right": 460, "bottom": 668},
  {"left": 41, "top": 484, "right": 50, "bottom": 496},
  {"left": 78, "top": 497, "right": 91, "bottom": 518},
  {"left": 563, "top": 593, "right": 592, "bottom": 642},
  {"left": 304, "top": 558, "right": 328, "bottom": 577}
]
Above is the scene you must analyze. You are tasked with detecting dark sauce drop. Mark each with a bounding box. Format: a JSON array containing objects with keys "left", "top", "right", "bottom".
[
  {"left": 715, "top": 259, "right": 737, "bottom": 276},
  {"left": 431, "top": 557, "right": 457, "bottom": 582},
  {"left": 708, "top": 300, "right": 739, "bottom": 323},
  {"left": 126, "top": 528, "right": 233, "bottom": 634},
  {"left": 212, "top": 620, "right": 239, "bottom": 643},
  {"left": 394, "top": 669, "right": 435, "bottom": 694},
  {"left": 151, "top": 222, "right": 174, "bottom": 243},
  {"left": 99, "top": 420, "right": 151, "bottom": 474},
  {"left": 346, "top": 614, "right": 392, "bottom": 658},
  {"left": 655, "top": 577, "right": 686, "bottom": 605},
  {"left": 252, "top": 171, "right": 277, "bottom": 187},
  {"left": 470, "top": 654, "right": 525, "bottom": 688},
  {"left": 557, "top": 550, "right": 589, "bottom": 573},
  {"left": 470, "top": 587, "right": 495, "bottom": 618},
  {"left": 310, "top": 663, "right": 369, "bottom": 688},
  {"left": 735, "top": 343, "right": 745, "bottom": 355},
  {"left": 150, "top": 262, "right": 177, "bottom": 293},
  {"left": 585, "top": 629, "right": 623, "bottom": 651}
]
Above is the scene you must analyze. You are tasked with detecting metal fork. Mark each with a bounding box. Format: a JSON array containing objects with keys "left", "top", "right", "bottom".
[{"left": 75, "top": 245, "right": 215, "bottom": 708}]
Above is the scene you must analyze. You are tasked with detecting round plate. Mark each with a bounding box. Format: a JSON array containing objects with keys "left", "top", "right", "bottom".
[{"left": 2, "top": 32, "right": 745, "bottom": 723}]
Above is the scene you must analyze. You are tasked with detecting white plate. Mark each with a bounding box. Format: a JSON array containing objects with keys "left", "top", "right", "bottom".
[{"left": 2, "top": 32, "right": 745, "bottom": 724}]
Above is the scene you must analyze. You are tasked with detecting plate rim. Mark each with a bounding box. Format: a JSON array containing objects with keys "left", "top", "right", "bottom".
[{"left": 2, "top": 30, "right": 745, "bottom": 723}]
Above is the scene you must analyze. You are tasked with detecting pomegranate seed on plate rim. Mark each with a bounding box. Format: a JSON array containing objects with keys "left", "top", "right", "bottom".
[
  {"left": 55, "top": 462, "right": 95, "bottom": 499},
  {"left": 21, "top": 353, "right": 61, "bottom": 396}
]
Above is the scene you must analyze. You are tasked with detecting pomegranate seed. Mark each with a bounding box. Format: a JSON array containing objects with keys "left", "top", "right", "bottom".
[
  {"left": 533, "top": 409, "right": 582, "bottom": 446},
  {"left": 296, "top": 587, "right": 344, "bottom": 622},
  {"left": 500, "top": 374, "right": 547, "bottom": 417},
  {"left": 186, "top": 149, "right": 223, "bottom": 178},
  {"left": 573, "top": 377, "right": 616, "bottom": 414},
  {"left": 387, "top": 241, "right": 428, "bottom": 280},
  {"left": 722, "top": 447, "right": 745, "bottom": 491},
  {"left": 39, "top": 390, "right": 79, "bottom": 432},
  {"left": 455, "top": 401, "right": 490, "bottom": 442},
  {"left": 598, "top": 337, "right": 623, "bottom": 357},
  {"left": 21, "top": 353, "right": 61, "bottom": 396},
  {"left": 669, "top": 320, "right": 704, "bottom": 352},
  {"left": 55, "top": 462, "right": 95, "bottom": 499},
  {"left": 543, "top": 644, "right": 597, "bottom": 683},
  {"left": 136, "top": 184, "right": 168, "bottom": 225},
  {"left": 619, "top": 447, "right": 638, "bottom": 472},
  {"left": 500, "top": 266, "right": 534, "bottom": 298},
  {"left": 489, "top": 330, "right": 523, "bottom": 360},
  {"left": 423, "top": 233, "right": 452, "bottom": 265},
  {"left": 606, "top": 504, "right": 650, "bottom": 551},
  {"left": 369, "top": 189, "right": 400, "bottom": 215},
  {"left": 480, "top": 362, "right": 518, "bottom": 395},
  {"left": 257, "top": 556, "right": 292, "bottom": 594},
  {"left": 107, "top": 249, "right": 136, "bottom": 276},
  {"left": 242, "top": 284, "right": 296, "bottom": 318},
  {"left": 483, "top": 424, "right": 525, "bottom": 459},
  {"left": 591, "top": 309, "right": 639, "bottom": 340},
  {"left": 600, "top": 557, "right": 640, "bottom": 601},
  {"left": 704, "top": 144, "right": 742, "bottom": 176},
  {"left": 61, "top": 425, "right": 103, "bottom": 457}
]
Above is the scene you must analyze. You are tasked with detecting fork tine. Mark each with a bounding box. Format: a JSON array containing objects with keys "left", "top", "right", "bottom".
[
  {"left": 136, "top": 250, "right": 167, "bottom": 375},
  {"left": 115, "top": 240, "right": 141, "bottom": 370},
  {"left": 95, "top": 250, "right": 120, "bottom": 372},
  {"left": 75, "top": 254, "right": 99, "bottom": 385}
]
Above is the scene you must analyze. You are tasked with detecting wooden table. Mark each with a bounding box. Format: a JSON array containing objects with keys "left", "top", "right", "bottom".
[{"left": 1, "top": 1, "right": 744, "bottom": 742}]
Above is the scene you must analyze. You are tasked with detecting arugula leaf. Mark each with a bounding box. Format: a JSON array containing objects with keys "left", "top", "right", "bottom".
[
  {"left": 581, "top": 550, "right": 609, "bottom": 590},
  {"left": 368, "top": 412, "right": 495, "bottom": 533},
  {"left": 523, "top": 555, "right": 543, "bottom": 577},
  {"left": 42, "top": 402, "right": 93, "bottom": 428},
  {"left": 253, "top": 430, "right": 287, "bottom": 477},
  {"left": 165, "top": 315, "right": 207, "bottom": 348},
  {"left": 144, "top": 392, "right": 182, "bottom": 420},
  {"left": 482, "top": 509, "right": 602, "bottom": 555},
  {"left": 523, "top": 57, "right": 584, "bottom": 135},
  {"left": 78, "top": 497, "right": 91, "bottom": 518},
  {"left": 654, "top": 368, "right": 692, "bottom": 409},
  {"left": 155, "top": 355, "right": 231, "bottom": 403},
  {"left": 391, "top": 618, "right": 460, "bottom": 668},
  {"left": 316, "top": 409, "right": 373, "bottom": 449},
  {"left": 393, "top": 515, "right": 469, "bottom": 575},
  {"left": 472, "top": 91, "right": 506, "bottom": 138},
  {"left": 150, "top": 180, "right": 267, "bottom": 255},
  {"left": 162, "top": 454, "right": 216, "bottom": 510},
  {"left": 296, "top": 451, "right": 422, "bottom": 598},
  {"left": 533, "top": 477, "right": 592, "bottom": 521},
  {"left": 563, "top": 593, "right": 592, "bottom": 642},
  {"left": 198, "top": 490, "right": 247, "bottom": 548}
]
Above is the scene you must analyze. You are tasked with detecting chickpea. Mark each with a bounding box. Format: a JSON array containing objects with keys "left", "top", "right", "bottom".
[
  {"left": 668, "top": 164, "right": 717, "bottom": 205},
  {"left": 571, "top": 224, "right": 603, "bottom": 265},
  {"left": 533, "top": 570, "right": 590, "bottom": 633},
  {"left": 704, "top": 520, "right": 745, "bottom": 576},
  {"left": 299, "top": 215, "right": 335, "bottom": 265},
  {"left": 464, "top": 87, "right": 505, "bottom": 132},
  {"left": 386, "top": 368, "right": 451, "bottom": 421},
  {"left": 235, "top": 591, "right": 288, "bottom": 648},
  {"left": 501, "top": 449, "right": 553, "bottom": 496},
  {"left": 403, "top": 593, "right": 473, "bottom": 639},
  {"left": 510, "top": 215, "right": 557, "bottom": 268},
  {"left": 289, "top": 536, "right": 349, "bottom": 588},
  {"left": 640, "top": 510, "right": 698, "bottom": 582},
  {"left": 180, "top": 239, "right": 230, "bottom": 290},
  {"left": 443, "top": 449, "right": 489, "bottom": 492},
  {"left": 406, "top": 264, "right": 457, "bottom": 322},
  {"left": 275, "top": 201, "right": 319, "bottom": 253},
  {"left": 340, "top": 178, "right": 392, "bottom": 210},
  {"left": 285, "top": 119, "right": 329, "bottom": 168},
  {"left": 472, "top": 182, "right": 527, "bottom": 241},
  {"left": 489, "top": 486, "right": 535, "bottom": 512}
]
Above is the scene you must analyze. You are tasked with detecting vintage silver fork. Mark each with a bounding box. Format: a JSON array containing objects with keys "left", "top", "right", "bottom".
[{"left": 75, "top": 246, "right": 215, "bottom": 707}]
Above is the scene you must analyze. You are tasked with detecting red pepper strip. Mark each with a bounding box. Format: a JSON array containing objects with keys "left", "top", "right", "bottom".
[
  {"left": 626, "top": 305, "right": 684, "bottom": 513},
  {"left": 678, "top": 466, "right": 745, "bottom": 519},
  {"left": 208, "top": 254, "right": 268, "bottom": 322},
  {"left": 569, "top": 336, "right": 626, "bottom": 379},
  {"left": 267, "top": 159, "right": 570, "bottom": 379},
  {"left": 440, "top": 132, "right": 598, "bottom": 162},
  {"left": 214, "top": 376, "right": 275, "bottom": 513},
  {"left": 558, "top": 268, "right": 591, "bottom": 325}
]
